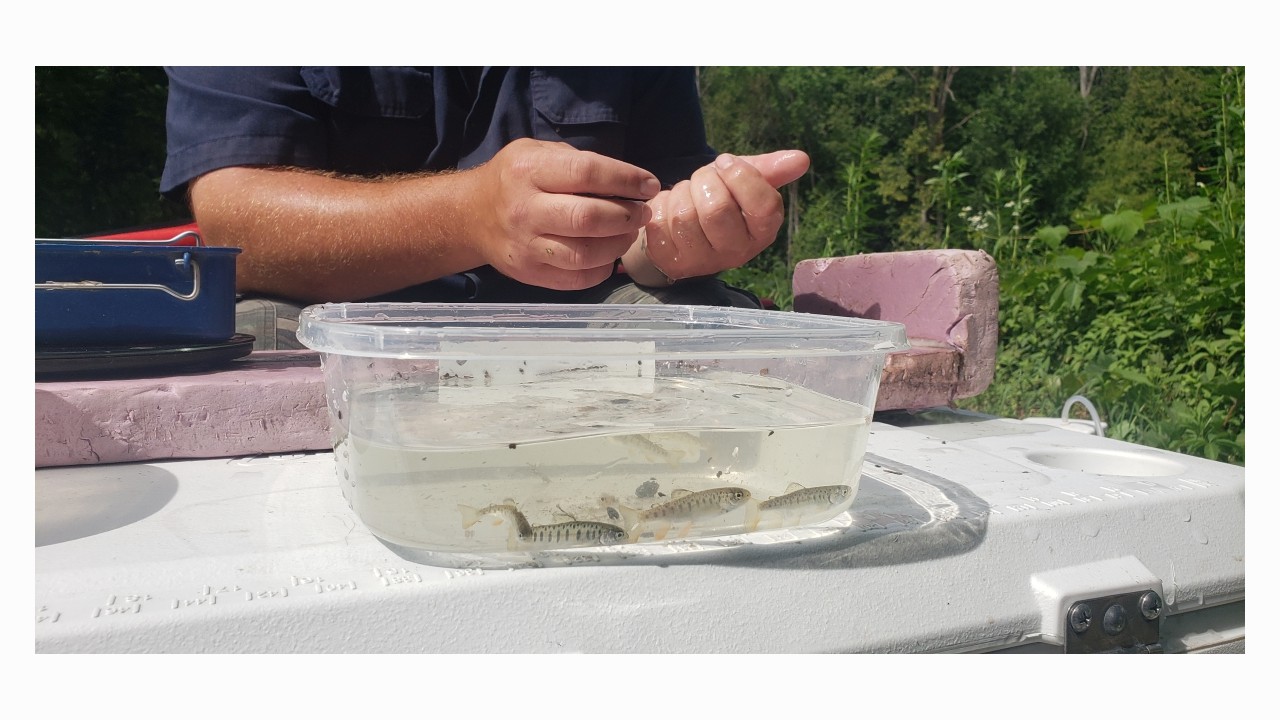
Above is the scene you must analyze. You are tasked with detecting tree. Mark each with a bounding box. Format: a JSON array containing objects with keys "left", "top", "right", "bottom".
[{"left": 35, "top": 67, "right": 187, "bottom": 237}]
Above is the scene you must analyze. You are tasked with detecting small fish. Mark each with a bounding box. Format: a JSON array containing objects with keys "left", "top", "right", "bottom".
[
  {"left": 745, "top": 483, "right": 853, "bottom": 531},
  {"left": 617, "top": 486, "right": 752, "bottom": 541},
  {"left": 457, "top": 502, "right": 533, "bottom": 538},
  {"left": 514, "top": 521, "right": 629, "bottom": 550},
  {"left": 614, "top": 432, "right": 704, "bottom": 464}
]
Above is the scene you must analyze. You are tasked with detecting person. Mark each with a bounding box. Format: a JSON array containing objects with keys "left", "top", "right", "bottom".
[{"left": 160, "top": 67, "right": 810, "bottom": 348}]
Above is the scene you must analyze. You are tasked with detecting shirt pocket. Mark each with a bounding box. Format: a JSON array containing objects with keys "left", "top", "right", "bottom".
[
  {"left": 301, "top": 66, "right": 435, "bottom": 119},
  {"left": 530, "top": 69, "right": 630, "bottom": 154}
]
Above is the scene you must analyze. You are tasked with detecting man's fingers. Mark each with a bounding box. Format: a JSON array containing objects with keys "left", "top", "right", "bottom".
[
  {"left": 712, "top": 154, "right": 787, "bottom": 242},
  {"left": 688, "top": 163, "right": 753, "bottom": 257},
  {"left": 736, "top": 150, "right": 810, "bottom": 189},
  {"left": 520, "top": 139, "right": 662, "bottom": 200},
  {"left": 665, "top": 180, "right": 712, "bottom": 262},
  {"left": 528, "top": 193, "right": 652, "bottom": 238},
  {"left": 534, "top": 233, "right": 636, "bottom": 271},
  {"left": 640, "top": 193, "right": 686, "bottom": 281}
]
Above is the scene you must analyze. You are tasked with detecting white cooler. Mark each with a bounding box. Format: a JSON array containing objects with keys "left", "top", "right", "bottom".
[{"left": 34, "top": 409, "right": 1245, "bottom": 653}]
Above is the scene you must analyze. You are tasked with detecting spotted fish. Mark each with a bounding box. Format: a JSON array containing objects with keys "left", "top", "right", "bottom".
[
  {"left": 617, "top": 486, "right": 752, "bottom": 541},
  {"left": 745, "top": 483, "right": 852, "bottom": 531},
  {"left": 514, "top": 521, "right": 628, "bottom": 550}
]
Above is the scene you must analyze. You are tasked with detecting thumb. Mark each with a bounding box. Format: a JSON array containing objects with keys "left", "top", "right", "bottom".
[{"left": 739, "top": 150, "right": 810, "bottom": 189}]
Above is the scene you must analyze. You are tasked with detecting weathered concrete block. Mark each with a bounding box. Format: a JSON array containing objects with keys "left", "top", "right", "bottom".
[{"left": 793, "top": 249, "right": 999, "bottom": 410}]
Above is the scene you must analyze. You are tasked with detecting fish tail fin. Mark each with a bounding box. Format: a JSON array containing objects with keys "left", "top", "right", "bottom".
[
  {"left": 458, "top": 504, "right": 480, "bottom": 529},
  {"left": 617, "top": 504, "right": 642, "bottom": 542}
]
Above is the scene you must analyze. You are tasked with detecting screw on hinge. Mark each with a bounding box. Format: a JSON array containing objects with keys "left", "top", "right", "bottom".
[
  {"left": 1068, "top": 602, "right": 1093, "bottom": 633},
  {"left": 1102, "top": 603, "right": 1128, "bottom": 635},
  {"left": 1139, "top": 591, "right": 1162, "bottom": 621}
]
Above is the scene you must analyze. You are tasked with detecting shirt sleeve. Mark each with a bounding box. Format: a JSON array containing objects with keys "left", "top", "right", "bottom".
[{"left": 160, "top": 67, "right": 329, "bottom": 201}]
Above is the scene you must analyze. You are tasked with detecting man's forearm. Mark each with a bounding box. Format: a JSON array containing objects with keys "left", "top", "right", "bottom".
[{"left": 190, "top": 166, "right": 487, "bottom": 302}]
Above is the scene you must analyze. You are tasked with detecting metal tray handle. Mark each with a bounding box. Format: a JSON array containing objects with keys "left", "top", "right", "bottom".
[{"left": 35, "top": 231, "right": 207, "bottom": 302}]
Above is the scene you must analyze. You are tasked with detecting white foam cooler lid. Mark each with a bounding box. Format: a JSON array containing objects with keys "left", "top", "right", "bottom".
[{"left": 34, "top": 414, "right": 1245, "bottom": 653}]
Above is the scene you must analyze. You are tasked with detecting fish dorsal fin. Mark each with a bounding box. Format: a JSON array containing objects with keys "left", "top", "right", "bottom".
[
  {"left": 502, "top": 498, "right": 518, "bottom": 506},
  {"left": 670, "top": 489, "right": 692, "bottom": 499},
  {"left": 785, "top": 482, "right": 806, "bottom": 493}
]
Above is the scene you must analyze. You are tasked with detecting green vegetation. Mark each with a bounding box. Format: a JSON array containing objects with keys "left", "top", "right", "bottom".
[
  {"left": 34, "top": 67, "right": 1245, "bottom": 464},
  {"left": 35, "top": 67, "right": 189, "bottom": 237},
  {"left": 705, "top": 67, "right": 1244, "bottom": 465}
]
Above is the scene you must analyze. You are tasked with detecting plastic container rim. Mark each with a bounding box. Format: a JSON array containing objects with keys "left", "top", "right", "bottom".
[{"left": 297, "top": 302, "right": 910, "bottom": 359}]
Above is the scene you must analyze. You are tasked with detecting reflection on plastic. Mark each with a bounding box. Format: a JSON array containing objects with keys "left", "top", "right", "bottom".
[{"left": 35, "top": 466, "right": 178, "bottom": 547}]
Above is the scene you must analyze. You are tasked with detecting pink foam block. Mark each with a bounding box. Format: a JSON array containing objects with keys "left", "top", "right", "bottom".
[
  {"left": 792, "top": 249, "right": 999, "bottom": 410},
  {"left": 36, "top": 351, "right": 332, "bottom": 468}
]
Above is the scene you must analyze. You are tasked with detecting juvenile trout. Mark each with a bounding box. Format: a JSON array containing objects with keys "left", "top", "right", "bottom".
[
  {"left": 745, "top": 483, "right": 852, "bottom": 531},
  {"left": 460, "top": 504, "right": 626, "bottom": 551},
  {"left": 513, "top": 521, "right": 628, "bottom": 550},
  {"left": 617, "top": 486, "right": 752, "bottom": 541},
  {"left": 457, "top": 502, "right": 533, "bottom": 538}
]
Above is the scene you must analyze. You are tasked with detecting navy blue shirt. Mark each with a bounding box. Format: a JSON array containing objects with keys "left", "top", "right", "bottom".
[{"left": 161, "top": 66, "right": 716, "bottom": 200}]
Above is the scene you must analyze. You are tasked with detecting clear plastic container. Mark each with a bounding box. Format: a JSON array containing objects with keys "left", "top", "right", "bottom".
[{"left": 297, "top": 303, "right": 908, "bottom": 568}]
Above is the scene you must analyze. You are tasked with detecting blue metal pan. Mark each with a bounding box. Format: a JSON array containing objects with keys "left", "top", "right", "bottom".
[{"left": 36, "top": 231, "right": 241, "bottom": 347}]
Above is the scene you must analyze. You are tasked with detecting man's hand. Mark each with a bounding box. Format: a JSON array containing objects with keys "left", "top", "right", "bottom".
[
  {"left": 467, "top": 138, "right": 661, "bottom": 290},
  {"left": 622, "top": 150, "right": 810, "bottom": 286}
]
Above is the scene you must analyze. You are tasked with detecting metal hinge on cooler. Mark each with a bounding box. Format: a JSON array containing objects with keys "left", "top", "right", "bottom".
[{"left": 1064, "top": 590, "right": 1164, "bottom": 653}]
